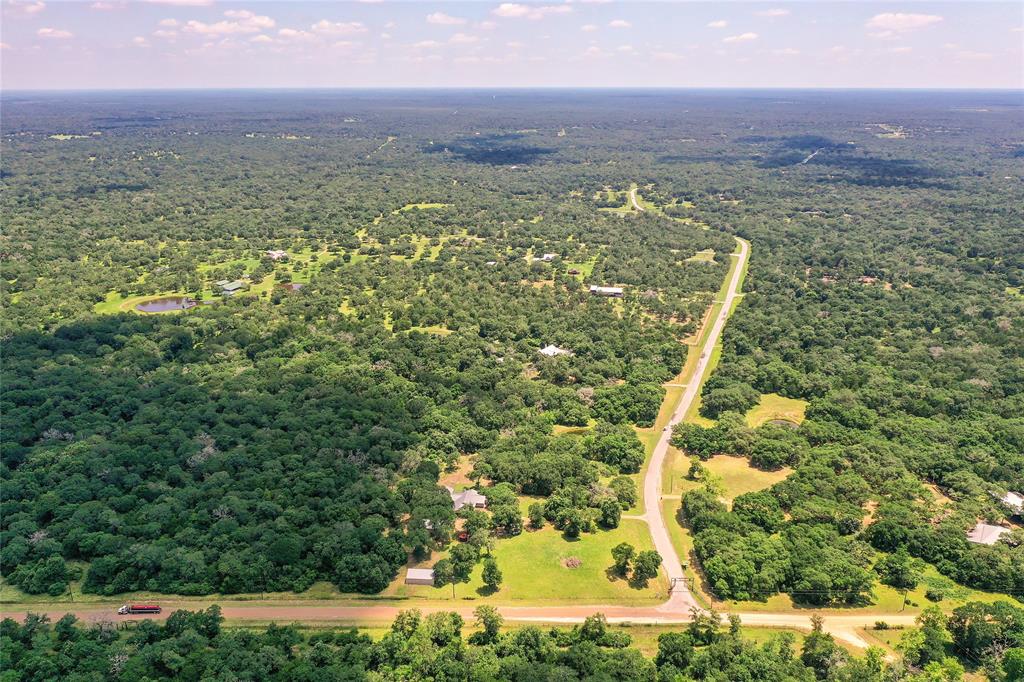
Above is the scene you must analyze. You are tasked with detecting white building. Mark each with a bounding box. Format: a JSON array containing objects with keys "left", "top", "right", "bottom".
[
  {"left": 405, "top": 568, "right": 435, "bottom": 586},
  {"left": 999, "top": 491, "right": 1023, "bottom": 516},
  {"left": 966, "top": 522, "right": 1010, "bottom": 545},
  {"left": 589, "top": 285, "right": 624, "bottom": 298},
  {"left": 266, "top": 250, "right": 288, "bottom": 260},
  {"left": 538, "top": 344, "right": 573, "bottom": 357},
  {"left": 448, "top": 487, "right": 487, "bottom": 511}
]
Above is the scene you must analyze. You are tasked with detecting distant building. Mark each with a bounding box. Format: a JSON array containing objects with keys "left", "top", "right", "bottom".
[
  {"left": 405, "top": 568, "right": 435, "bottom": 586},
  {"left": 485, "top": 261, "right": 497, "bottom": 266},
  {"left": 590, "top": 285, "right": 624, "bottom": 298},
  {"left": 966, "top": 522, "right": 1010, "bottom": 545},
  {"left": 533, "top": 253, "right": 559, "bottom": 262},
  {"left": 999, "top": 491, "right": 1023, "bottom": 516},
  {"left": 219, "top": 280, "right": 247, "bottom": 295},
  {"left": 266, "top": 250, "right": 288, "bottom": 260},
  {"left": 448, "top": 487, "right": 487, "bottom": 511},
  {"left": 567, "top": 268, "right": 581, "bottom": 276},
  {"left": 538, "top": 344, "right": 573, "bottom": 357}
]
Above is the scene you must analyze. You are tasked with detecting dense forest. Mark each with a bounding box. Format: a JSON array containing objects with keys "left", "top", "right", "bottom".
[
  {"left": 6, "top": 602, "right": 1023, "bottom": 681},
  {"left": 1, "top": 89, "right": 1022, "bottom": 627}
]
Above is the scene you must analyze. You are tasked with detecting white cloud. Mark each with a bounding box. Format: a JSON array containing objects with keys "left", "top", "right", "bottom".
[
  {"left": 608, "top": 19, "right": 631, "bottom": 29},
  {"left": 449, "top": 32, "right": 479, "bottom": 44},
  {"left": 865, "top": 13, "right": 942, "bottom": 33},
  {"left": 492, "top": 3, "right": 571, "bottom": 20},
  {"left": 311, "top": 20, "right": 367, "bottom": 36},
  {"left": 159, "top": 18, "right": 178, "bottom": 27},
  {"left": 478, "top": 20, "right": 497, "bottom": 30},
  {"left": 7, "top": 1, "right": 46, "bottom": 15},
  {"left": 143, "top": 0, "right": 213, "bottom": 5},
  {"left": 427, "top": 12, "right": 466, "bottom": 26},
  {"left": 0, "top": 42, "right": 12, "bottom": 50},
  {"left": 250, "top": 34, "right": 273, "bottom": 43},
  {"left": 185, "top": 11, "right": 274, "bottom": 36},
  {"left": 707, "top": 20, "right": 727, "bottom": 29},
  {"left": 506, "top": 40, "right": 524, "bottom": 48},
  {"left": 755, "top": 8, "right": 790, "bottom": 18},
  {"left": 37, "top": 27, "right": 72, "bottom": 39},
  {"left": 772, "top": 47, "right": 800, "bottom": 56},
  {"left": 652, "top": 50, "right": 685, "bottom": 62},
  {"left": 723, "top": 32, "right": 758, "bottom": 43},
  {"left": 886, "top": 46, "right": 912, "bottom": 54},
  {"left": 580, "top": 23, "right": 597, "bottom": 32},
  {"left": 413, "top": 39, "right": 442, "bottom": 48},
  {"left": 90, "top": 2, "right": 119, "bottom": 10},
  {"left": 131, "top": 36, "right": 149, "bottom": 46},
  {"left": 153, "top": 29, "right": 177, "bottom": 39},
  {"left": 616, "top": 44, "right": 634, "bottom": 53},
  {"left": 957, "top": 50, "right": 993, "bottom": 60},
  {"left": 277, "top": 28, "right": 316, "bottom": 42}
]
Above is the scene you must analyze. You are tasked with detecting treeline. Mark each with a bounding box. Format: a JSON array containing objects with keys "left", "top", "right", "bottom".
[{"left": 9, "top": 602, "right": 1019, "bottom": 681}]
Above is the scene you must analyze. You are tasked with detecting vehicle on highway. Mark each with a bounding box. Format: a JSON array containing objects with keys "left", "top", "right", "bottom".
[{"left": 117, "top": 604, "right": 162, "bottom": 615}]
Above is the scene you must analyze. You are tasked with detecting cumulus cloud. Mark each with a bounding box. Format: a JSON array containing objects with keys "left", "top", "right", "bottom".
[
  {"left": 580, "top": 23, "right": 597, "bottom": 32},
  {"left": 37, "top": 27, "right": 72, "bottom": 39},
  {"left": 159, "top": 18, "right": 178, "bottom": 27},
  {"left": 311, "top": 20, "right": 367, "bottom": 36},
  {"left": 427, "top": 12, "right": 466, "bottom": 26},
  {"left": 492, "top": 3, "right": 571, "bottom": 20},
  {"left": 153, "top": 29, "right": 177, "bottom": 39},
  {"left": 723, "top": 32, "right": 758, "bottom": 43},
  {"left": 142, "top": 0, "right": 213, "bottom": 5},
  {"left": 131, "top": 36, "right": 149, "bottom": 46},
  {"left": 413, "top": 39, "right": 442, "bottom": 48},
  {"left": 957, "top": 50, "right": 993, "bottom": 60},
  {"left": 608, "top": 19, "right": 631, "bottom": 28},
  {"left": 185, "top": 10, "right": 274, "bottom": 36},
  {"left": 249, "top": 34, "right": 273, "bottom": 43},
  {"left": 866, "top": 13, "right": 942, "bottom": 33},
  {"left": 652, "top": 50, "right": 685, "bottom": 62},
  {"left": 277, "top": 28, "right": 316, "bottom": 41},
  {"left": 449, "top": 32, "right": 479, "bottom": 44},
  {"left": 707, "top": 20, "right": 727, "bottom": 29},
  {"left": 755, "top": 8, "right": 790, "bottom": 17},
  {"left": 6, "top": 1, "right": 46, "bottom": 16},
  {"left": 772, "top": 47, "right": 800, "bottom": 56},
  {"left": 90, "top": 2, "right": 120, "bottom": 10}
]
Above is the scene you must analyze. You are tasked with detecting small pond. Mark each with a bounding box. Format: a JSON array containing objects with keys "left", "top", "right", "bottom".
[{"left": 135, "top": 296, "right": 197, "bottom": 313}]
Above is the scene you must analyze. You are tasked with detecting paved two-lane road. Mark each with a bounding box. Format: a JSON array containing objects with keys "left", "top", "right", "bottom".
[{"left": 639, "top": 236, "right": 750, "bottom": 612}]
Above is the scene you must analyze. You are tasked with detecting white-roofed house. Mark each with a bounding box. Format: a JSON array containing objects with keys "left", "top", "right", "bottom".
[
  {"left": 448, "top": 487, "right": 487, "bottom": 511},
  {"left": 405, "top": 568, "right": 435, "bottom": 586},
  {"left": 538, "top": 344, "right": 572, "bottom": 357},
  {"left": 965, "top": 522, "right": 1010, "bottom": 545},
  {"left": 266, "top": 250, "right": 288, "bottom": 260},
  {"left": 589, "top": 285, "right": 624, "bottom": 298},
  {"left": 999, "top": 491, "right": 1023, "bottom": 516}
]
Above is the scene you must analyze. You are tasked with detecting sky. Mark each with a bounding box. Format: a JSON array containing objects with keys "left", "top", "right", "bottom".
[{"left": 1, "top": 1, "right": 1022, "bottom": 90}]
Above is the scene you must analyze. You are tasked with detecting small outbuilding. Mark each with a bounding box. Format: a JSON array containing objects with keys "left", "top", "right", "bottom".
[
  {"left": 966, "top": 522, "right": 1010, "bottom": 545},
  {"left": 999, "top": 491, "right": 1023, "bottom": 516},
  {"left": 266, "top": 250, "right": 288, "bottom": 260},
  {"left": 448, "top": 487, "right": 487, "bottom": 511},
  {"left": 590, "top": 285, "right": 624, "bottom": 297},
  {"left": 538, "top": 344, "right": 573, "bottom": 357},
  {"left": 405, "top": 568, "right": 435, "bottom": 586},
  {"left": 219, "top": 280, "right": 247, "bottom": 295}
]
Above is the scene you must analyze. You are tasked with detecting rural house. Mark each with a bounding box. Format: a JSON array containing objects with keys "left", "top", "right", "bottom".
[
  {"left": 538, "top": 344, "right": 573, "bottom": 357},
  {"left": 965, "top": 521, "right": 1010, "bottom": 545},
  {"left": 589, "top": 285, "right": 624, "bottom": 297},
  {"left": 448, "top": 487, "right": 487, "bottom": 511}
]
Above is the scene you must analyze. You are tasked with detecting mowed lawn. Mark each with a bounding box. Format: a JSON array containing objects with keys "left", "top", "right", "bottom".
[
  {"left": 745, "top": 393, "right": 808, "bottom": 428},
  {"left": 663, "top": 452, "right": 792, "bottom": 502},
  {"left": 389, "top": 519, "right": 668, "bottom": 605}
]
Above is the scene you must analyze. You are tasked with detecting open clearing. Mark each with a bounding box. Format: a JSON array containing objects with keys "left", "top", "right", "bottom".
[
  {"left": 388, "top": 519, "right": 668, "bottom": 605},
  {"left": 664, "top": 452, "right": 792, "bottom": 501},
  {"left": 745, "top": 393, "right": 808, "bottom": 428}
]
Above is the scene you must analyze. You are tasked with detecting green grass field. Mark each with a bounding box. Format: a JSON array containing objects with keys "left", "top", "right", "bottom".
[
  {"left": 389, "top": 519, "right": 668, "bottom": 605},
  {"left": 663, "top": 452, "right": 792, "bottom": 501},
  {"left": 686, "top": 249, "right": 716, "bottom": 263},
  {"left": 744, "top": 393, "right": 808, "bottom": 428}
]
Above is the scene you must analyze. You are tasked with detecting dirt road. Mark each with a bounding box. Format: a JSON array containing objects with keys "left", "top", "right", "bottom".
[{"left": 629, "top": 186, "right": 645, "bottom": 211}]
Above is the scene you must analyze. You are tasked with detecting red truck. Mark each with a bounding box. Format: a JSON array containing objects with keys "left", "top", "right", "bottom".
[{"left": 117, "top": 604, "right": 162, "bottom": 615}]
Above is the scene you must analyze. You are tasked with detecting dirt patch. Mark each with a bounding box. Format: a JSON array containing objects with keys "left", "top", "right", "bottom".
[
  {"left": 439, "top": 455, "right": 475, "bottom": 491},
  {"left": 563, "top": 557, "right": 582, "bottom": 569}
]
